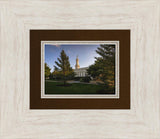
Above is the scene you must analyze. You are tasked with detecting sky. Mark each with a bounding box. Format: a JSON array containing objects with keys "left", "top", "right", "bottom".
[{"left": 45, "top": 44, "right": 100, "bottom": 72}]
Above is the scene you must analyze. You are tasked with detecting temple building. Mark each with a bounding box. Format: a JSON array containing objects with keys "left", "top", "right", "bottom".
[{"left": 74, "top": 56, "right": 88, "bottom": 77}]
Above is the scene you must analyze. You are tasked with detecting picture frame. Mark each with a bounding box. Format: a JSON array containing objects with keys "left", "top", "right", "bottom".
[{"left": 1, "top": 1, "right": 160, "bottom": 138}]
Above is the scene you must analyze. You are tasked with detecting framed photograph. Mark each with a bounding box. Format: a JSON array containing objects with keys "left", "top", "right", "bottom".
[
  {"left": 1, "top": 1, "right": 160, "bottom": 138},
  {"left": 42, "top": 41, "right": 119, "bottom": 98},
  {"left": 30, "top": 30, "right": 130, "bottom": 109}
]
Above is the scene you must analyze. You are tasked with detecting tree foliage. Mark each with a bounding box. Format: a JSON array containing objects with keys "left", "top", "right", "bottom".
[
  {"left": 54, "top": 50, "right": 74, "bottom": 85},
  {"left": 87, "top": 44, "right": 115, "bottom": 89},
  {"left": 45, "top": 63, "right": 51, "bottom": 79}
]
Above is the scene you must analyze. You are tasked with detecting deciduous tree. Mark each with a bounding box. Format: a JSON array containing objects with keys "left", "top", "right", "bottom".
[{"left": 45, "top": 63, "right": 51, "bottom": 79}]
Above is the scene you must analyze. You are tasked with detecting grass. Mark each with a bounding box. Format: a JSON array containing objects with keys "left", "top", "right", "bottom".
[{"left": 45, "top": 80, "right": 115, "bottom": 94}]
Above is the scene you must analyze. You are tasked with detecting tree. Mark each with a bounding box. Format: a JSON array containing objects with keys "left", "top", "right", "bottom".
[
  {"left": 52, "top": 66, "right": 63, "bottom": 80},
  {"left": 45, "top": 63, "right": 51, "bottom": 79},
  {"left": 54, "top": 50, "right": 74, "bottom": 85},
  {"left": 87, "top": 44, "right": 115, "bottom": 91}
]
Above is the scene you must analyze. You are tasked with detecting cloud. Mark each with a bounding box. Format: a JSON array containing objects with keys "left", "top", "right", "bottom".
[{"left": 55, "top": 44, "right": 61, "bottom": 48}]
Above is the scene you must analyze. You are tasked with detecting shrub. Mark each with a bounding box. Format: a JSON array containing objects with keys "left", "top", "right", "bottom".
[
  {"left": 74, "top": 77, "right": 91, "bottom": 82},
  {"left": 79, "top": 78, "right": 83, "bottom": 82},
  {"left": 74, "top": 77, "right": 81, "bottom": 81},
  {"left": 82, "top": 77, "right": 91, "bottom": 82}
]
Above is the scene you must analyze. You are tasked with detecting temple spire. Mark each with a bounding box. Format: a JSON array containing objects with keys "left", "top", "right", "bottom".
[{"left": 75, "top": 55, "right": 80, "bottom": 69}]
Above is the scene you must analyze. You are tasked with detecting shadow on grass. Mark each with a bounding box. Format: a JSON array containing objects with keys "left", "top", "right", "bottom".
[
  {"left": 96, "top": 89, "right": 115, "bottom": 94},
  {"left": 56, "top": 84, "right": 72, "bottom": 87}
]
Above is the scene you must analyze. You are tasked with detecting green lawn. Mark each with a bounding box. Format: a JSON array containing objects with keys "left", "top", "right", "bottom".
[{"left": 45, "top": 80, "right": 114, "bottom": 94}]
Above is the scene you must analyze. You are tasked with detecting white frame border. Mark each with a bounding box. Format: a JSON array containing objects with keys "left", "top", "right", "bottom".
[{"left": 41, "top": 41, "right": 119, "bottom": 99}]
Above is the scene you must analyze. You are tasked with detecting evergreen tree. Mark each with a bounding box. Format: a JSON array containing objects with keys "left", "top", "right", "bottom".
[
  {"left": 87, "top": 44, "right": 115, "bottom": 91},
  {"left": 54, "top": 50, "right": 74, "bottom": 85}
]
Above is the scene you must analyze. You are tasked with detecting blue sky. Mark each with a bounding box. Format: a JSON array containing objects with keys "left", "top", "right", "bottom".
[{"left": 45, "top": 44, "right": 100, "bottom": 72}]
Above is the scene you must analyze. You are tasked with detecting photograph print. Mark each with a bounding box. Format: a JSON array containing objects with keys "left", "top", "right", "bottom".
[{"left": 41, "top": 41, "right": 119, "bottom": 98}]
